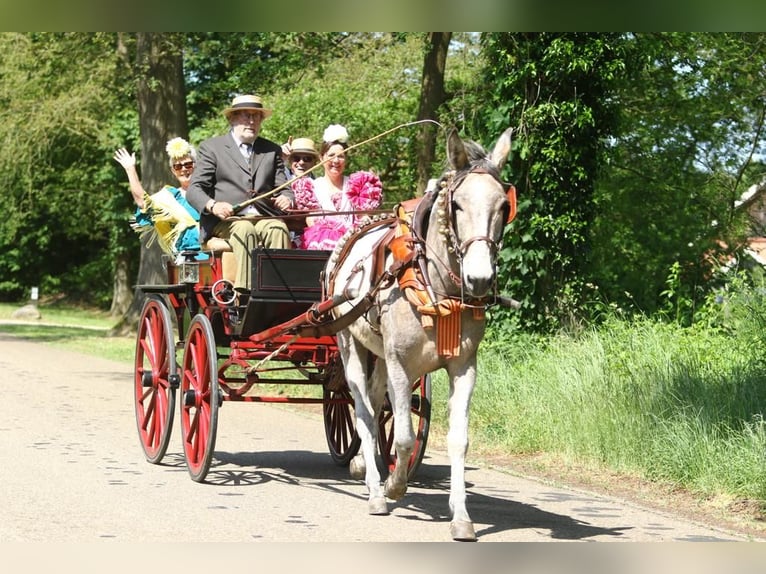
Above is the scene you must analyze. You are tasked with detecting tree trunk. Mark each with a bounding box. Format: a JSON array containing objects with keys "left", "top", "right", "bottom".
[
  {"left": 109, "top": 251, "right": 133, "bottom": 317},
  {"left": 415, "top": 32, "right": 451, "bottom": 196},
  {"left": 110, "top": 32, "right": 188, "bottom": 337}
]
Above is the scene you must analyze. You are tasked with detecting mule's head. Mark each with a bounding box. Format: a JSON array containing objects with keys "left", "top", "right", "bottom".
[{"left": 436, "top": 128, "right": 513, "bottom": 299}]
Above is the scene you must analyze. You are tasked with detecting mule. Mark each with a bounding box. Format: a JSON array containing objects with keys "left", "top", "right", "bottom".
[{"left": 323, "top": 127, "right": 513, "bottom": 541}]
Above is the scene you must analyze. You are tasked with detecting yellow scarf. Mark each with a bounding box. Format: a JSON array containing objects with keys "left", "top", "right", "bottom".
[{"left": 135, "top": 186, "right": 197, "bottom": 255}]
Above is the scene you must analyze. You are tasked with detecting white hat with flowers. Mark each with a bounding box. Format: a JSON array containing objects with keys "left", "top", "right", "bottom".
[{"left": 322, "top": 124, "right": 349, "bottom": 144}]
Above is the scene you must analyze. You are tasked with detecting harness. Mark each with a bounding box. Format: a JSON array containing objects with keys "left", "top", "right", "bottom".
[{"left": 325, "top": 166, "right": 517, "bottom": 358}]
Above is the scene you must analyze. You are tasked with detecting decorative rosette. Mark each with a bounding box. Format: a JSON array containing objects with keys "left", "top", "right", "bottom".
[
  {"left": 165, "top": 137, "right": 193, "bottom": 160},
  {"left": 291, "top": 177, "right": 320, "bottom": 210},
  {"left": 346, "top": 170, "right": 383, "bottom": 211},
  {"left": 322, "top": 124, "right": 349, "bottom": 144}
]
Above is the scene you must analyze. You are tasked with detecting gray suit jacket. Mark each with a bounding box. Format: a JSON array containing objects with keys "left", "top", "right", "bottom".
[{"left": 186, "top": 132, "right": 291, "bottom": 242}]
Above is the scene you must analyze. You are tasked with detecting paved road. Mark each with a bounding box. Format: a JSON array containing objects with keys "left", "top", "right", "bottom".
[{"left": 0, "top": 333, "right": 757, "bottom": 543}]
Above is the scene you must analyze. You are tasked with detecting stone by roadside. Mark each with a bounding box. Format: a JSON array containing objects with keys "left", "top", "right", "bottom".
[{"left": 10, "top": 304, "right": 41, "bottom": 320}]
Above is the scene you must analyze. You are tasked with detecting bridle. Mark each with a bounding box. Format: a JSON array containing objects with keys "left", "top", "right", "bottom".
[{"left": 434, "top": 164, "right": 511, "bottom": 279}]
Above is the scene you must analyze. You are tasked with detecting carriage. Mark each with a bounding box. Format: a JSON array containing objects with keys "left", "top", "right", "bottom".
[
  {"left": 133, "top": 126, "right": 515, "bottom": 541},
  {"left": 133, "top": 233, "right": 431, "bottom": 483}
]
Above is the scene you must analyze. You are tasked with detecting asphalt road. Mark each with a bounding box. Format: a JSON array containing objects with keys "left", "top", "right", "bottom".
[{"left": 0, "top": 333, "right": 758, "bottom": 544}]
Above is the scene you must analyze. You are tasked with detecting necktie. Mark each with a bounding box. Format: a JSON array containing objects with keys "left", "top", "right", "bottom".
[{"left": 241, "top": 143, "right": 252, "bottom": 159}]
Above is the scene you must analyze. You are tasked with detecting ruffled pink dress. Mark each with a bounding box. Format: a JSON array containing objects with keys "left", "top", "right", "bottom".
[{"left": 292, "top": 171, "right": 383, "bottom": 250}]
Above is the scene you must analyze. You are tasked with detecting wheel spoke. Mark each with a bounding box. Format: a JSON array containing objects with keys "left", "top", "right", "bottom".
[
  {"left": 180, "top": 314, "right": 219, "bottom": 482},
  {"left": 134, "top": 298, "right": 177, "bottom": 464}
]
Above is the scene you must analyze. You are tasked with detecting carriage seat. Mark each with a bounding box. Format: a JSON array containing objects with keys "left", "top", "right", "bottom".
[{"left": 202, "top": 237, "right": 236, "bottom": 283}]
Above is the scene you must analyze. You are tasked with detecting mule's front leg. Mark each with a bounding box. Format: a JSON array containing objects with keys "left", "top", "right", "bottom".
[
  {"left": 339, "top": 336, "right": 388, "bottom": 515},
  {"left": 447, "top": 364, "right": 477, "bottom": 541},
  {"left": 382, "top": 362, "right": 415, "bottom": 502}
]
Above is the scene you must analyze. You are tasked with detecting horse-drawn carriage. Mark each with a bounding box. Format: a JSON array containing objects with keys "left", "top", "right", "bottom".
[
  {"left": 132, "top": 127, "right": 515, "bottom": 541},
  {"left": 133, "top": 241, "right": 431, "bottom": 482}
]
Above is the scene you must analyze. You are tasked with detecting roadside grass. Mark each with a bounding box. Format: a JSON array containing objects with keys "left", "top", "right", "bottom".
[
  {"left": 460, "top": 316, "right": 766, "bottom": 510},
  {"left": 3, "top": 298, "right": 766, "bottom": 521},
  {"left": 0, "top": 302, "right": 135, "bottom": 363}
]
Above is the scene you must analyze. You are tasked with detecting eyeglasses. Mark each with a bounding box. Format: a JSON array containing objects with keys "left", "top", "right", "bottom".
[
  {"left": 172, "top": 161, "right": 195, "bottom": 171},
  {"left": 235, "top": 111, "right": 262, "bottom": 122},
  {"left": 291, "top": 155, "right": 316, "bottom": 164}
]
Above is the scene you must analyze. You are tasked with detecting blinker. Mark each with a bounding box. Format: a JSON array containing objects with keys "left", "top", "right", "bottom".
[{"left": 505, "top": 184, "right": 517, "bottom": 224}]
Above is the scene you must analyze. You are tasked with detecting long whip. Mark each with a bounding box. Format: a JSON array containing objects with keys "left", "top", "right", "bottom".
[{"left": 232, "top": 119, "right": 443, "bottom": 214}]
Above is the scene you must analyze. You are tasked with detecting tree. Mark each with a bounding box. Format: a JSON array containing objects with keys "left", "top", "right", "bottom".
[
  {"left": 479, "top": 33, "right": 630, "bottom": 332},
  {"left": 109, "top": 33, "right": 188, "bottom": 335},
  {"left": 590, "top": 33, "right": 766, "bottom": 320},
  {"left": 0, "top": 33, "right": 123, "bottom": 305},
  {"left": 415, "top": 32, "right": 451, "bottom": 196}
]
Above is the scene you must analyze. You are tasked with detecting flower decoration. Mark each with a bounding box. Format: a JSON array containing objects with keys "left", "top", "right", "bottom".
[
  {"left": 165, "top": 137, "right": 193, "bottom": 160},
  {"left": 322, "top": 124, "right": 349, "bottom": 144},
  {"left": 346, "top": 170, "right": 383, "bottom": 212},
  {"left": 291, "top": 177, "right": 320, "bottom": 210}
]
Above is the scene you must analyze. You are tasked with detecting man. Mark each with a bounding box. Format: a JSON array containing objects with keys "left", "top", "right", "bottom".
[
  {"left": 186, "top": 94, "right": 293, "bottom": 292},
  {"left": 281, "top": 136, "right": 320, "bottom": 179}
]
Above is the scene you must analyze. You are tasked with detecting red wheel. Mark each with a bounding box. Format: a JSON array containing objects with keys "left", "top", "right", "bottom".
[
  {"left": 134, "top": 296, "right": 177, "bottom": 464},
  {"left": 377, "top": 374, "right": 431, "bottom": 479},
  {"left": 323, "top": 366, "right": 361, "bottom": 465},
  {"left": 180, "top": 314, "right": 220, "bottom": 482}
]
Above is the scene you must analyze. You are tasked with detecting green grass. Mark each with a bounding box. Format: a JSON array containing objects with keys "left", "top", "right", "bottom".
[
  {"left": 462, "top": 316, "right": 766, "bottom": 503},
  {"left": 0, "top": 302, "right": 135, "bottom": 363}
]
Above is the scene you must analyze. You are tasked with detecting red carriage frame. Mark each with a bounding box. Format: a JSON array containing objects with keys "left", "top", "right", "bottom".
[{"left": 133, "top": 243, "right": 431, "bottom": 483}]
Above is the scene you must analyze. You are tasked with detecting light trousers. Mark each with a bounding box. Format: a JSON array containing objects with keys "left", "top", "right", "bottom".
[{"left": 212, "top": 217, "right": 290, "bottom": 291}]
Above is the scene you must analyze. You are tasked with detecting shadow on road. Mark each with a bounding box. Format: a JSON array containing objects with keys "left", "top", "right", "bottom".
[{"left": 160, "top": 447, "right": 633, "bottom": 541}]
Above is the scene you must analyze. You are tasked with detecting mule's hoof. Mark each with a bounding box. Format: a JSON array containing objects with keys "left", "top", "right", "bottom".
[
  {"left": 383, "top": 476, "right": 407, "bottom": 501},
  {"left": 349, "top": 455, "right": 365, "bottom": 480},
  {"left": 450, "top": 520, "right": 477, "bottom": 542},
  {"left": 368, "top": 497, "right": 389, "bottom": 515}
]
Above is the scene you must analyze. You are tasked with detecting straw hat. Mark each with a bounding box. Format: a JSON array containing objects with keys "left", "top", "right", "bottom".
[
  {"left": 223, "top": 94, "right": 272, "bottom": 119},
  {"left": 289, "top": 137, "right": 319, "bottom": 159}
]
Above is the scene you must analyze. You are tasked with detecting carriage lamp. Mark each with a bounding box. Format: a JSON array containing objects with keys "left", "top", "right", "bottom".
[
  {"left": 179, "top": 261, "right": 199, "bottom": 284},
  {"left": 178, "top": 252, "right": 200, "bottom": 284}
]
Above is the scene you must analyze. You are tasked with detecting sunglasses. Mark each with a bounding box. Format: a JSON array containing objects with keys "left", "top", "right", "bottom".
[
  {"left": 291, "top": 155, "right": 316, "bottom": 164},
  {"left": 172, "top": 161, "right": 195, "bottom": 171}
]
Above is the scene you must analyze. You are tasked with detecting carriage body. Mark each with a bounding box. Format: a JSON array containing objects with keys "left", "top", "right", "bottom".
[{"left": 133, "top": 242, "right": 430, "bottom": 483}]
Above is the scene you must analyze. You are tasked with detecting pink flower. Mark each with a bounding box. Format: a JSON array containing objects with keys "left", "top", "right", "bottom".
[
  {"left": 346, "top": 171, "right": 383, "bottom": 211},
  {"left": 291, "top": 177, "right": 319, "bottom": 210}
]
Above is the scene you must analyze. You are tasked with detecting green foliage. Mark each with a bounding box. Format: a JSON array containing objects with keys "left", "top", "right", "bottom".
[
  {"left": 477, "top": 33, "right": 631, "bottom": 332},
  {"left": 252, "top": 33, "right": 424, "bottom": 207},
  {"left": 0, "top": 33, "right": 128, "bottom": 304},
  {"left": 589, "top": 33, "right": 766, "bottom": 318}
]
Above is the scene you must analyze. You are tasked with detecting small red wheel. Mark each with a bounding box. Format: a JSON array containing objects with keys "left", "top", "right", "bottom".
[
  {"left": 323, "top": 384, "right": 361, "bottom": 465},
  {"left": 180, "top": 313, "right": 220, "bottom": 482},
  {"left": 377, "top": 374, "right": 431, "bottom": 479},
  {"left": 134, "top": 296, "right": 177, "bottom": 464}
]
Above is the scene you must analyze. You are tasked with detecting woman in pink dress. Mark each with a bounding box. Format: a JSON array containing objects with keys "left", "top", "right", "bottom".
[{"left": 292, "top": 124, "right": 382, "bottom": 250}]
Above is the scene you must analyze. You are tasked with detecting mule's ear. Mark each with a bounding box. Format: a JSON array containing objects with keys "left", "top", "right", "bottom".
[
  {"left": 447, "top": 129, "right": 469, "bottom": 171},
  {"left": 490, "top": 127, "right": 513, "bottom": 170}
]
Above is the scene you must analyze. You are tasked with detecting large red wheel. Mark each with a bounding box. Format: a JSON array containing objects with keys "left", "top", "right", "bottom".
[
  {"left": 323, "top": 384, "right": 361, "bottom": 466},
  {"left": 180, "top": 313, "right": 220, "bottom": 483},
  {"left": 134, "top": 295, "right": 177, "bottom": 464},
  {"left": 377, "top": 374, "right": 431, "bottom": 479}
]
